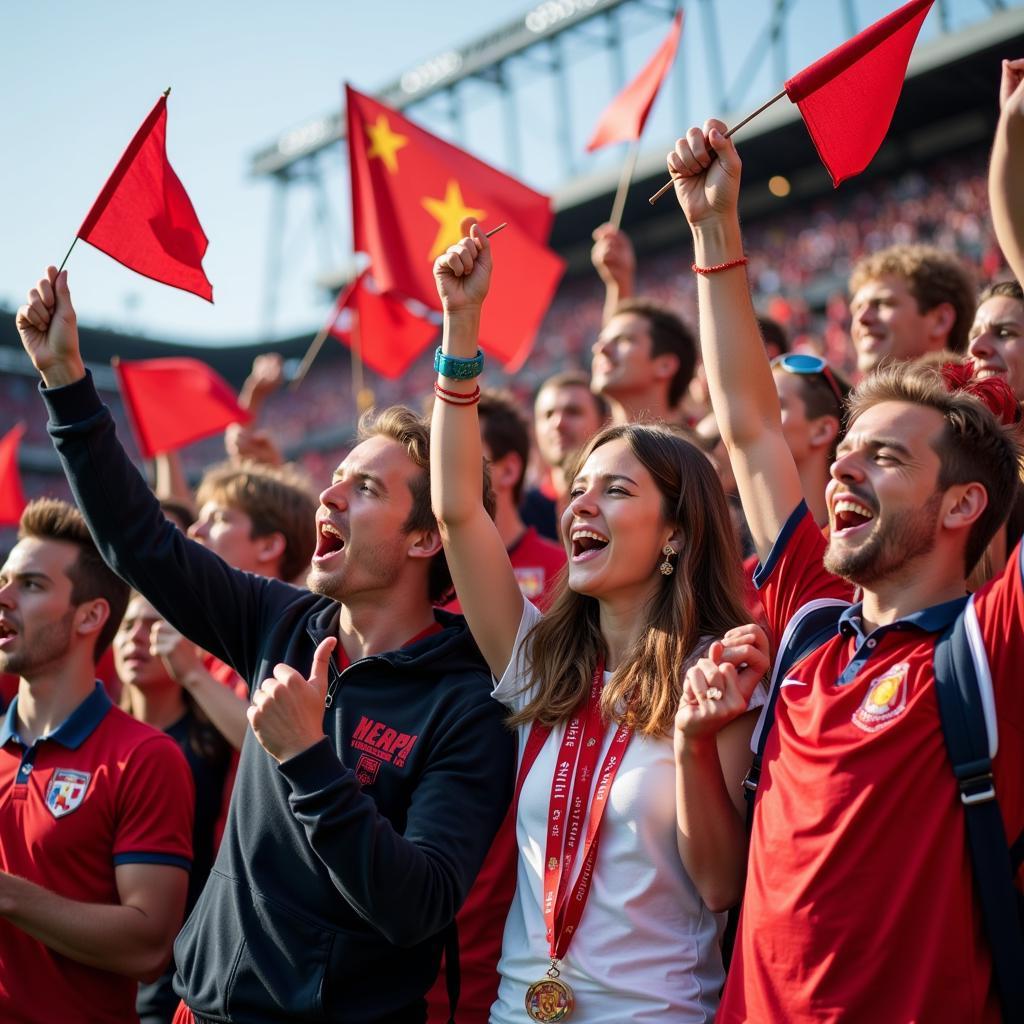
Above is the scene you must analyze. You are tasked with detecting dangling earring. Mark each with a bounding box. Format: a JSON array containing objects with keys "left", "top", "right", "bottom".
[{"left": 659, "top": 544, "right": 675, "bottom": 576}]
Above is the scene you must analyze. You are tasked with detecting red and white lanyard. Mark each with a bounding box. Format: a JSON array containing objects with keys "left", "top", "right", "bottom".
[{"left": 514, "top": 659, "right": 633, "bottom": 963}]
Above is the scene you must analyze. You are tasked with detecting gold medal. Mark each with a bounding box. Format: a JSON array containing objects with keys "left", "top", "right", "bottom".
[{"left": 525, "top": 962, "right": 575, "bottom": 1022}]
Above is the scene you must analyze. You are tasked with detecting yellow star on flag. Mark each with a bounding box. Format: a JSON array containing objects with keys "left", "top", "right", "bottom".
[
  {"left": 422, "top": 180, "right": 487, "bottom": 261},
  {"left": 365, "top": 115, "right": 409, "bottom": 174}
]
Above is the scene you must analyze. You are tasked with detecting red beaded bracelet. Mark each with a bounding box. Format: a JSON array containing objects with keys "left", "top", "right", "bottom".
[
  {"left": 691, "top": 256, "right": 749, "bottom": 275},
  {"left": 433, "top": 381, "right": 481, "bottom": 406}
]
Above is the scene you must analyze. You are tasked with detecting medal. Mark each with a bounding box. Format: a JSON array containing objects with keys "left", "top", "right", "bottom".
[
  {"left": 514, "top": 659, "right": 633, "bottom": 1023},
  {"left": 525, "top": 961, "right": 575, "bottom": 1022}
]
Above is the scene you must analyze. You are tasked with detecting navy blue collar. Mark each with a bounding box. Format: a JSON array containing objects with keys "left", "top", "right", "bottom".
[
  {"left": 0, "top": 683, "right": 111, "bottom": 749},
  {"left": 838, "top": 594, "right": 969, "bottom": 643}
]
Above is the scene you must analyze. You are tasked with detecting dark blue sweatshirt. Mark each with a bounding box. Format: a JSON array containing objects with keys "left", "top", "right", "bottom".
[{"left": 44, "top": 374, "right": 515, "bottom": 1024}]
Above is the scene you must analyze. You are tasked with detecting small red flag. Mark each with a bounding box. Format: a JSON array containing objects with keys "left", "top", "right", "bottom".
[
  {"left": 346, "top": 85, "right": 564, "bottom": 370},
  {"left": 0, "top": 424, "right": 27, "bottom": 528},
  {"left": 113, "top": 357, "right": 250, "bottom": 459},
  {"left": 586, "top": 9, "right": 684, "bottom": 152},
  {"left": 327, "top": 273, "right": 438, "bottom": 379},
  {"left": 78, "top": 94, "right": 213, "bottom": 301},
  {"left": 784, "top": 0, "right": 935, "bottom": 187}
]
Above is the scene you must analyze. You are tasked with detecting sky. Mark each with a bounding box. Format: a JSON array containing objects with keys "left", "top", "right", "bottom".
[{"left": 2, "top": 0, "right": 1004, "bottom": 348}]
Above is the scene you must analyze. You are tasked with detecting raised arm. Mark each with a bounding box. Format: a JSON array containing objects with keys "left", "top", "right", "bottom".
[
  {"left": 990, "top": 59, "right": 1024, "bottom": 284},
  {"left": 16, "top": 268, "right": 290, "bottom": 683},
  {"left": 668, "top": 123, "right": 805, "bottom": 562},
  {"left": 592, "top": 222, "right": 636, "bottom": 325},
  {"left": 429, "top": 220, "right": 527, "bottom": 679}
]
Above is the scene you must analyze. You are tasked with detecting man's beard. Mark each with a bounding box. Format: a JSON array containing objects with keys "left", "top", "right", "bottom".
[
  {"left": 305, "top": 540, "right": 405, "bottom": 604},
  {"left": 0, "top": 609, "right": 75, "bottom": 677},
  {"left": 824, "top": 492, "right": 943, "bottom": 586}
]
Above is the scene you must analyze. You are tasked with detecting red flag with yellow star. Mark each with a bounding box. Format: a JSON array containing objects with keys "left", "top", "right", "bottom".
[{"left": 346, "top": 85, "right": 564, "bottom": 370}]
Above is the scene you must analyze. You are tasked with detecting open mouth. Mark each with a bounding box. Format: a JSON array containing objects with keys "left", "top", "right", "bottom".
[
  {"left": 0, "top": 621, "right": 17, "bottom": 648},
  {"left": 833, "top": 498, "right": 875, "bottom": 535},
  {"left": 571, "top": 529, "right": 609, "bottom": 562},
  {"left": 973, "top": 364, "right": 1005, "bottom": 379},
  {"left": 314, "top": 521, "right": 346, "bottom": 562}
]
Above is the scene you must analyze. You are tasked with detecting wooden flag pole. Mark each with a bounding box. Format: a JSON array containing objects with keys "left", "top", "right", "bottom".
[
  {"left": 647, "top": 89, "right": 787, "bottom": 205},
  {"left": 609, "top": 142, "right": 641, "bottom": 231},
  {"left": 288, "top": 322, "right": 332, "bottom": 392}
]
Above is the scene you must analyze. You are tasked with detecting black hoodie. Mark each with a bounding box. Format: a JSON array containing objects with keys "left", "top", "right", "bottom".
[{"left": 44, "top": 374, "right": 515, "bottom": 1023}]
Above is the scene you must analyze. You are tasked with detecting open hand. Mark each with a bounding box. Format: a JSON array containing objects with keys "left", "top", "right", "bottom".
[
  {"left": 433, "top": 218, "right": 492, "bottom": 314},
  {"left": 667, "top": 120, "right": 742, "bottom": 229},
  {"left": 15, "top": 267, "right": 85, "bottom": 386},
  {"left": 248, "top": 637, "right": 335, "bottom": 762},
  {"left": 225, "top": 424, "right": 284, "bottom": 467},
  {"left": 150, "top": 620, "right": 204, "bottom": 685}
]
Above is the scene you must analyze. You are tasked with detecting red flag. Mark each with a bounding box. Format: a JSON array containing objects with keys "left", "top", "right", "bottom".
[
  {"left": 586, "top": 9, "right": 684, "bottom": 152},
  {"left": 327, "top": 273, "right": 438, "bottom": 379},
  {"left": 784, "top": 0, "right": 935, "bottom": 187},
  {"left": 0, "top": 424, "right": 27, "bottom": 528},
  {"left": 346, "top": 85, "right": 564, "bottom": 369},
  {"left": 78, "top": 94, "right": 213, "bottom": 301},
  {"left": 113, "top": 357, "right": 250, "bottom": 458}
]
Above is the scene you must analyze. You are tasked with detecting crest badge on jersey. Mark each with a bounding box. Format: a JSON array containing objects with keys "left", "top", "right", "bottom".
[
  {"left": 45, "top": 769, "right": 92, "bottom": 818},
  {"left": 852, "top": 662, "right": 910, "bottom": 733}
]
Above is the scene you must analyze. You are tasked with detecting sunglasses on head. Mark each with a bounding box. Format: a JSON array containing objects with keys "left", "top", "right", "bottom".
[{"left": 771, "top": 353, "right": 845, "bottom": 411}]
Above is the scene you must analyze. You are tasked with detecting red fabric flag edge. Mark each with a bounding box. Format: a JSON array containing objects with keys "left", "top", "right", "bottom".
[
  {"left": 785, "top": 0, "right": 934, "bottom": 103},
  {"left": 78, "top": 95, "right": 214, "bottom": 302},
  {"left": 585, "top": 9, "right": 684, "bottom": 152},
  {"left": 0, "top": 423, "right": 28, "bottom": 528},
  {"left": 113, "top": 357, "right": 250, "bottom": 459}
]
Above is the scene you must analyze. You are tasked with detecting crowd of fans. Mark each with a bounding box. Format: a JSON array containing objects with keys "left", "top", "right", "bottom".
[{"left": 2, "top": 51, "right": 1024, "bottom": 1024}]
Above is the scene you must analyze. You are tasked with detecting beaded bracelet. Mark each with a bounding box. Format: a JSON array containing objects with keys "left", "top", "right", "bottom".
[
  {"left": 433, "top": 381, "right": 481, "bottom": 406},
  {"left": 691, "top": 256, "right": 749, "bottom": 275}
]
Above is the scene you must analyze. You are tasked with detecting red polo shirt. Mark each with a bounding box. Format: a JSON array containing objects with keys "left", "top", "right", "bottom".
[
  {"left": 446, "top": 527, "right": 566, "bottom": 617},
  {"left": 0, "top": 684, "right": 194, "bottom": 1024},
  {"left": 719, "top": 503, "right": 1024, "bottom": 1024}
]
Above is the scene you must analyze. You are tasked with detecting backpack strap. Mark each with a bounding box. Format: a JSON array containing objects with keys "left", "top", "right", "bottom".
[
  {"left": 743, "top": 598, "right": 850, "bottom": 814},
  {"left": 933, "top": 599, "right": 1024, "bottom": 1023}
]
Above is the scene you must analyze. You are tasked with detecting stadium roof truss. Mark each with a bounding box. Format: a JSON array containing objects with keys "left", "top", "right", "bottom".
[{"left": 249, "top": 0, "right": 1018, "bottom": 333}]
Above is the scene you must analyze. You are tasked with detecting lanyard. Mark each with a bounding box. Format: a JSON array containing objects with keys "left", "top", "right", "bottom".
[{"left": 513, "top": 659, "right": 633, "bottom": 964}]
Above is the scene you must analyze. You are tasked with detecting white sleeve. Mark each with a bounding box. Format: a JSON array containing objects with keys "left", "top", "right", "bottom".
[{"left": 491, "top": 599, "right": 544, "bottom": 713}]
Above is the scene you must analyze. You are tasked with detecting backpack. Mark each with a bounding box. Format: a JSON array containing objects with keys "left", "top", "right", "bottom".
[{"left": 741, "top": 595, "right": 1024, "bottom": 1023}]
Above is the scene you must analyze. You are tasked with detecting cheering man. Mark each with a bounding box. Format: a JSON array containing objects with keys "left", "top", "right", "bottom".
[{"left": 16, "top": 266, "right": 514, "bottom": 1024}]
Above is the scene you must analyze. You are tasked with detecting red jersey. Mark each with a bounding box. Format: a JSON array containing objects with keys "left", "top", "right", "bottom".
[
  {"left": 446, "top": 527, "right": 566, "bottom": 616},
  {"left": 0, "top": 684, "right": 194, "bottom": 1024},
  {"left": 719, "top": 504, "right": 1024, "bottom": 1024}
]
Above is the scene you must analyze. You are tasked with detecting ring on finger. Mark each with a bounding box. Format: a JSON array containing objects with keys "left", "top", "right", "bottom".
[{"left": 705, "top": 686, "right": 723, "bottom": 701}]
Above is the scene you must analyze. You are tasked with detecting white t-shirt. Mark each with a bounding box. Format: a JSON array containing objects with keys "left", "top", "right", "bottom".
[{"left": 490, "top": 600, "right": 764, "bottom": 1024}]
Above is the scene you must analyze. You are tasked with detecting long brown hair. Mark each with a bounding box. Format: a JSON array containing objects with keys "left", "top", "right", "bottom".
[{"left": 509, "top": 423, "right": 750, "bottom": 737}]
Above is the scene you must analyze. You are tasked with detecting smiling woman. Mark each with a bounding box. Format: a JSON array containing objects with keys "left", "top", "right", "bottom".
[{"left": 430, "top": 222, "right": 770, "bottom": 1023}]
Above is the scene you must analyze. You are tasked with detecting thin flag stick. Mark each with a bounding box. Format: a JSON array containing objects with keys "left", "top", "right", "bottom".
[
  {"left": 609, "top": 142, "right": 640, "bottom": 231},
  {"left": 56, "top": 237, "right": 79, "bottom": 275},
  {"left": 289, "top": 222, "right": 508, "bottom": 392},
  {"left": 648, "top": 89, "right": 787, "bottom": 205}
]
